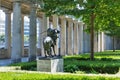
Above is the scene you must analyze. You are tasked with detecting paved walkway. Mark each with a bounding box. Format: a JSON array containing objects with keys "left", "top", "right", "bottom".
[
  {"left": 0, "top": 56, "right": 45, "bottom": 66},
  {"left": 0, "top": 57, "right": 29, "bottom": 66},
  {"left": 0, "top": 59, "right": 11, "bottom": 66}
]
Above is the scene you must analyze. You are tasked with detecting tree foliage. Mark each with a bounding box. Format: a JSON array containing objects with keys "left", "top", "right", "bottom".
[
  {"left": 104, "top": 20, "right": 120, "bottom": 52},
  {"left": 37, "top": 0, "right": 120, "bottom": 60},
  {"left": 105, "top": 21, "right": 120, "bottom": 37}
]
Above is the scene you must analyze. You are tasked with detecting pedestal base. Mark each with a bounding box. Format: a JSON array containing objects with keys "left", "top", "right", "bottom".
[{"left": 37, "top": 57, "right": 63, "bottom": 73}]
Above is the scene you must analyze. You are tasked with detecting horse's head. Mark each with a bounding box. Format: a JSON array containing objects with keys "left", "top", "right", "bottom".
[
  {"left": 47, "top": 27, "right": 60, "bottom": 34},
  {"left": 47, "top": 28, "right": 60, "bottom": 40},
  {"left": 54, "top": 29, "right": 60, "bottom": 34}
]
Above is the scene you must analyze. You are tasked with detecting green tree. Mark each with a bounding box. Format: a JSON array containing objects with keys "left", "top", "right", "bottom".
[
  {"left": 100, "top": 0, "right": 120, "bottom": 52},
  {"left": 38, "top": 0, "right": 120, "bottom": 60},
  {"left": 104, "top": 21, "right": 120, "bottom": 52}
]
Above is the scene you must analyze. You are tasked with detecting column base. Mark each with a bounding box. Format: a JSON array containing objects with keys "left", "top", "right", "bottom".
[
  {"left": 37, "top": 48, "right": 41, "bottom": 56},
  {"left": 29, "top": 56, "right": 36, "bottom": 61},
  {"left": 11, "top": 58, "right": 21, "bottom": 63}
]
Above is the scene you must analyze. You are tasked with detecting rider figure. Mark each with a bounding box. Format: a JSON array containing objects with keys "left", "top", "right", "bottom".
[{"left": 47, "top": 27, "right": 59, "bottom": 45}]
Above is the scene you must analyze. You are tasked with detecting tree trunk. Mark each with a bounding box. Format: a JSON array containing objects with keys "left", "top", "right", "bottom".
[
  {"left": 113, "top": 36, "right": 115, "bottom": 52},
  {"left": 90, "top": 13, "right": 95, "bottom": 60}
]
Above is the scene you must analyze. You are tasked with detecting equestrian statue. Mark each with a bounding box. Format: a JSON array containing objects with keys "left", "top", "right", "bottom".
[{"left": 43, "top": 27, "right": 60, "bottom": 57}]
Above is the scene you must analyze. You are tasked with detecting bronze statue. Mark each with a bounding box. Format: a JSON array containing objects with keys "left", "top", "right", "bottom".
[{"left": 43, "top": 27, "right": 60, "bottom": 57}]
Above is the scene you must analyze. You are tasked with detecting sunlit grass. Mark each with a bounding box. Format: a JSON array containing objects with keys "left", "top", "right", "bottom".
[
  {"left": 65, "top": 50, "right": 120, "bottom": 60},
  {"left": 0, "top": 72, "right": 120, "bottom": 80},
  {"left": 95, "top": 50, "right": 120, "bottom": 59}
]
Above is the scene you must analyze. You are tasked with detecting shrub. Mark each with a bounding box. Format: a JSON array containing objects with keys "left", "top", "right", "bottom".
[
  {"left": 9, "top": 51, "right": 120, "bottom": 74},
  {"left": 64, "top": 53, "right": 120, "bottom": 74},
  {"left": 9, "top": 61, "right": 36, "bottom": 71},
  {"left": 64, "top": 64, "right": 79, "bottom": 73}
]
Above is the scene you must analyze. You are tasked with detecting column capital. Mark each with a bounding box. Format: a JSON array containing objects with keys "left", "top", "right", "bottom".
[
  {"left": 52, "top": 14, "right": 58, "bottom": 17},
  {"left": 73, "top": 20, "right": 78, "bottom": 23},
  {"left": 66, "top": 18, "right": 73, "bottom": 22},
  {"left": 3, "top": 9, "right": 12, "bottom": 14},
  {"left": 59, "top": 16, "right": 66, "bottom": 20},
  {"left": 78, "top": 21, "right": 84, "bottom": 26}
]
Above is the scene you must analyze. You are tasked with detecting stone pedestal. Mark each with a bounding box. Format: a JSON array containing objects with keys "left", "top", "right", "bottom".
[{"left": 37, "top": 57, "right": 63, "bottom": 73}]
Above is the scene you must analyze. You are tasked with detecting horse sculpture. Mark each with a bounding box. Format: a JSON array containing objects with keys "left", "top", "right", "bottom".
[{"left": 43, "top": 28, "right": 60, "bottom": 57}]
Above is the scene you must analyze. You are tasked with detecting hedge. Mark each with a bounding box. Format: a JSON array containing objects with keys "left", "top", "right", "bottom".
[{"left": 9, "top": 51, "right": 120, "bottom": 74}]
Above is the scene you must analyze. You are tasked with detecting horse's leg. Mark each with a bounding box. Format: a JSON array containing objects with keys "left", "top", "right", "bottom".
[
  {"left": 44, "top": 49, "right": 47, "bottom": 57},
  {"left": 50, "top": 47, "right": 53, "bottom": 57},
  {"left": 52, "top": 45, "right": 56, "bottom": 56},
  {"left": 47, "top": 50, "right": 50, "bottom": 57},
  {"left": 47, "top": 48, "right": 51, "bottom": 57}
]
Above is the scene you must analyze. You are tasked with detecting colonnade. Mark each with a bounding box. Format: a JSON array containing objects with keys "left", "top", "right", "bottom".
[{"left": 0, "top": 0, "right": 105, "bottom": 63}]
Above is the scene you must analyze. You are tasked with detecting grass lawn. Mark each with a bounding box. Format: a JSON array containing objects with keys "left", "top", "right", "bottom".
[
  {"left": 66, "top": 50, "right": 120, "bottom": 60},
  {"left": 9, "top": 50, "right": 120, "bottom": 74},
  {"left": 0, "top": 50, "right": 119, "bottom": 80},
  {"left": 0, "top": 71, "right": 120, "bottom": 80}
]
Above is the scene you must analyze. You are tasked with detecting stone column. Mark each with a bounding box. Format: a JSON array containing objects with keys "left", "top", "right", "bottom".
[
  {"left": 83, "top": 25, "right": 90, "bottom": 53},
  {"left": 29, "top": 4, "right": 37, "bottom": 61},
  {"left": 78, "top": 22, "right": 83, "bottom": 54},
  {"left": 41, "top": 14, "right": 49, "bottom": 57},
  {"left": 52, "top": 15, "right": 59, "bottom": 55},
  {"left": 94, "top": 33, "right": 98, "bottom": 52},
  {"left": 21, "top": 15, "right": 24, "bottom": 57},
  {"left": 11, "top": 0, "right": 22, "bottom": 62},
  {"left": 71, "top": 22, "right": 74, "bottom": 54},
  {"left": 100, "top": 32, "right": 104, "bottom": 51},
  {"left": 73, "top": 20, "right": 78, "bottom": 54},
  {"left": 66, "top": 20, "right": 68, "bottom": 55},
  {"left": 37, "top": 18, "right": 42, "bottom": 56},
  {"left": 67, "top": 18, "right": 73, "bottom": 55},
  {"left": 97, "top": 32, "right": 101, "bottom": 52},
  {"left": 59, "top": 16, "right": 66, "bottom": 56},
  {"left": 4, "top": 9, "right": 11, "bottom": 58}
]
